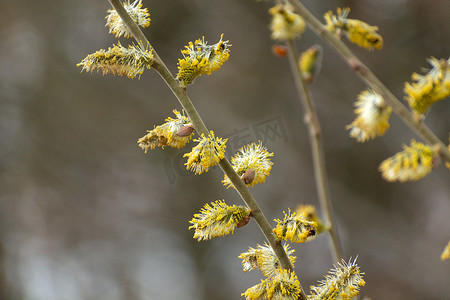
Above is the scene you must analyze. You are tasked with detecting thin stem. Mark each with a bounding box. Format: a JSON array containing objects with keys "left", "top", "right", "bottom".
[
  {"left": 285, "top": 40, "right": 344, "bottom": 262},
  {"left": 107, "top": 0, "right": 307, "bottom": 298},
  {"left": 287, "top": 0, "right": 450, "bottom": 163}
]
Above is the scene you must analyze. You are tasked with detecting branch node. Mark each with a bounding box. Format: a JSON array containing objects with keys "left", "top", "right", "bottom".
[{"left": 348, "top": 58, "right": 367, "bottom": 76}]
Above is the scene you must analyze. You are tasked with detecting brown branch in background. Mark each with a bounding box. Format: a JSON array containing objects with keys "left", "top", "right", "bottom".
[
  {"left": 287, "top": 0, "right": 450, "bottom": 163},
  {"left": 285, "top": 40, "right": 344, "bottom": 262}
]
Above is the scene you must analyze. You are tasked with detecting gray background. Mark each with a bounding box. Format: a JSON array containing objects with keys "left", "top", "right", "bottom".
[{"left": 1, "top": 0, "right": 449, "bottom": 299}]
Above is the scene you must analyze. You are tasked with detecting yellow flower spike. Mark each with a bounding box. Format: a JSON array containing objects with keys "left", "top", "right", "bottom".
[
  {"left": 184, "top": 131, "right": 227, "bottom": 174},
  {"left": 404, "top": 57, "right": 450, "bottom": 114},
  {"left": 441, "top": 241, "right": 450, "bottom": 261},
  {"left": 200, "top": 36, "right": 231, "bottom": 75},
  {"left": 446, "top": 144, "right": 450, "bottom": 170},
  {"left": 223, "top": 141, "right": 274, "bottom": 189},
  {"left": 239, "top": 243, "right": 296, "bottom": 278},
  {"left": 137, "top": 109, "right": 193, "bottom": 152},
  {"left": 189, "top": 200, "right": 250, "bottom": 241},
  {"left": 308, "top": 257, "right": 365, "bottom": 300},
  {"left": 242, "top": 269, "right": 301, "bottom": 300},
  {"left": 299, "top": 45, "right": 323, "bottom": 84},
  {"left": 324, "top": 7, "right": 383, "bottom": 50},
  {"left": 77, "top": 42, "right": 153, "bottom": 79},
  {"left": 379, "top": 140, "right": 438, "bottom": 182},
  {"left": 106, "top": 0, "right": 150, "bottom": 38},
  {"left": 242, "top": 280, "right": 266, "bottom": 300},
  {"left": 295, "top": 204, "right": 326, "bottom": 234},
  {"left": 176, "top": 58, "right": 204, "bottom": 87},
  {"left": 273, "top": 209, "right": 317, "bottom": 243},
  {"left": 269, "top": 4, "right": 306, "bottom": 41},
  {"left": 176, "top": 35, "right": 231, "bottom": 87},
  {"left": 346, "top": 89, "right": 392, "bottom": 142}
]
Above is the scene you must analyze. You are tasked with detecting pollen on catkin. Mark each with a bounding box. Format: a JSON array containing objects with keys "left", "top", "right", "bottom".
[
  {"left": 223, "top": 141, "right": 273, "bottom": 189},
  {"left": 106, "top": 0, "right": 150, "bottom": 38},
  {"left": 273, "top": 209, "right": 317, "bottom": 243},
  {"left": 308, "top": 257, "right": 365, "bottom": 300},
  {"left": 189, "top": 200, "right": 250, "bottom": 241},
  {"left": 77, "top": 42, "right": 153, "bottom": 79},
  {"left": 137, "top": 109, "right": 193, "bottom": 152},
  {"left": 404, "top": 57, "right": 450, "bottom": 114},
  {"left": 295, "top": 204, "right": 326, "bottom": 235},
  {"left": 184, "top": 131, "right": 227, "bottom": 174},
  {"left": 324, "top": 7, "right": 383, "bottom": 50},
  {"left": 441, "top": 241, "right": 450, "bottom": 261},
  {"left": 379, "top": 140, "right": 437, "bottom": 182},
  {"left": 346, "top": 89, "right": 392, "bottom": 142},
  {"left": 242, "top": 269, "right": 301, "bottom": 300},
  {"left": 239, "top": 243, "right": 296, "bottom": 278},
  {"left": 269, "top": 4, "right": 306, "bottom": 41},
  {"left": 176, "top": 34, "right": 231, "bottom": 87}
]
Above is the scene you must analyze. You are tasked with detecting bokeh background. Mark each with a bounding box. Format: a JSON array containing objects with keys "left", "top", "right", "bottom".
[{"left": 1, "top": 0, "right": 449, "bottom": 299}]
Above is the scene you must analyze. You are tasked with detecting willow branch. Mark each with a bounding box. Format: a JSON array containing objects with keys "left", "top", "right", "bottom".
[
  {"left": 287, "top": 0, "right": 450, "bottom": 163},
  {"left": 107, "top": 0, "right": 307, "bottom": 298},
  {"left": 285, "top": 40, "right": 344, "bottom": 262}
]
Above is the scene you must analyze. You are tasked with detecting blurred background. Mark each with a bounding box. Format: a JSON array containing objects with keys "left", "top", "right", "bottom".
[{"left": 1, "top": 0, "right": 449, "bottom": 299}]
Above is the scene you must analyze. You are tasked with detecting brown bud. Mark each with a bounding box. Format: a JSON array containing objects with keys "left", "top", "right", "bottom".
[
  {"left": 432, "top": 145, "right": 441, "bottom": 168},
  {"left": 303, "top": 74, "right": 314, "bottom": 84},
  {"left": 272, "top": 45, "right": 288, "bottom": 57},
  {"left": 176, "top": 124, "right": 194, "bottom": 137},
  {"left": 236, "top": 215, "right": 250, "bottom": 228},
  {"left": 241, "top": 169, "right": 256, "bottom": 185},
  {"left": 348, "top": 58, "right": 367, "bottom": 75}
]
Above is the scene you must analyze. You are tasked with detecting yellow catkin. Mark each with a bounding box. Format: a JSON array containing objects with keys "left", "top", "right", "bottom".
[
  {"left": 137, "top": 110, "right": 193, "bottom": 152},
  {"left": 105, "top": 0, "right": 151, "bottom": 38},
  {"left": 309, "top": 258, "right": 365, "bottom": 300},
  {"left": 189, "top": 200, "right": 250, "bottom": 241},
  {"left": 176, "top": 35, "right": 231, "bottom": 86},
  {"left": 346, "top": 89, "right": 392, "bottom": 142},
  {"left": 223, "top": 142, "right": 273, "bottom": 189},
  {"left": 269, "top": 4, "right": 305, "bottom": 41},
  {"left": 77, "top": 43, "right": 153, "bottom": 79},
  {"left": 404, "top": 57, "right": 450, "bottom": 114},
  {"left": 379, "top": 140, "right": 436, "bottom": 182},
  {"left": 184, "top": 131, "right": 227, "bottom": 174},
  {"left": 324, "top": 7, "right": 383, "bottom": 50},
  {"left": 273, "top": 209, "right": 317, "bottom": 243}
]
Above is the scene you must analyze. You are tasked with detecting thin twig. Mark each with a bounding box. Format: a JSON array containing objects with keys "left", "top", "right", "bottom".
[
  {"left": 107, "top": 0, "right": 308, "bottom": 298},
  {"left": 287, "top": 0, "right": 450, "bottom": 163},
  {"left": 285, "top": 40, "right": 344, "bottom": 262}
]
